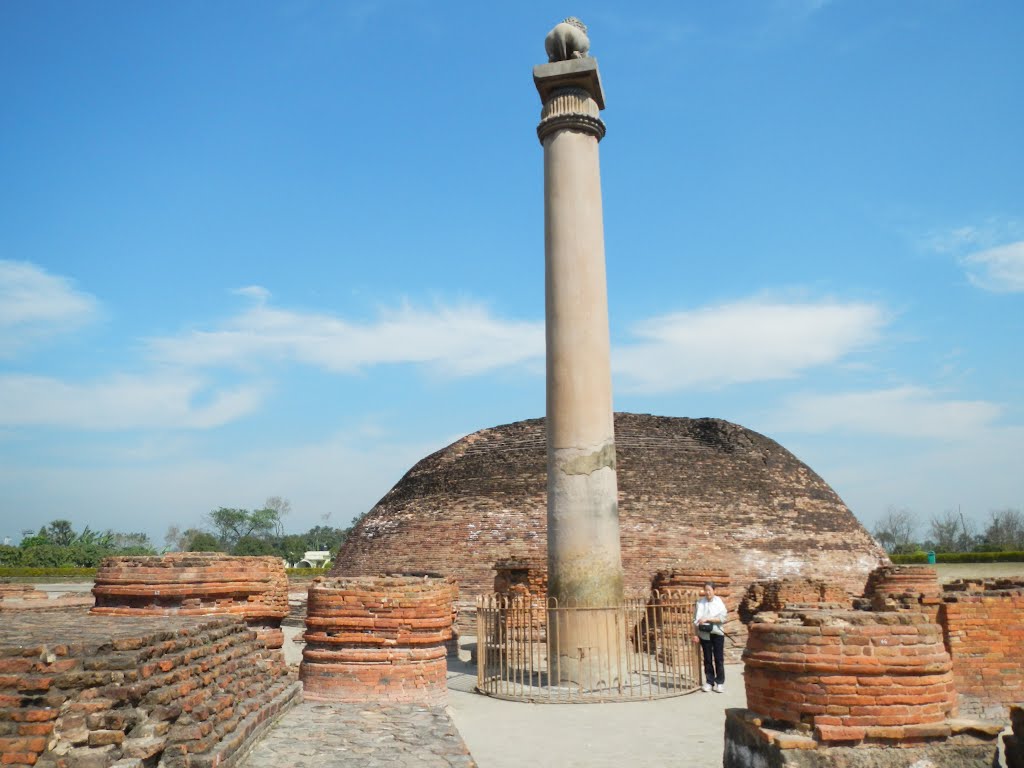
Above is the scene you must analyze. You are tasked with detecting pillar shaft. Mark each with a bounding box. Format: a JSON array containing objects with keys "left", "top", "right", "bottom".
[{"left": 535, "top": 59, "right": 624, "bottom": 611}]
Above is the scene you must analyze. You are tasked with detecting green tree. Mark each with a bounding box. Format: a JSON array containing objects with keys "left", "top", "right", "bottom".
[
  {"left": 0, "top": 544, "right": 21, "bottom": 566},
  {"left": 43, "top": 519, "right": 76, "bottom": 547},
  {"left": 18, "top": 534, "right": 50, "bottom": 549},
  {"left": 19, "top": 544, "right": 74, "bottom": 567},
  {"left": 206, "top": 508, "right": 277, "bottom": 550},
  {"left": 185, "top": 530, "right": 224, "bottom": 552},
  {"left": 304, "top": 525, "right": 348, "bottom": 553},
  {"left": 278, "top": 534, "right": 309, "bottom": 565},
  {"left": 233, "top": 536, "right": 277, "bottom": 556}
]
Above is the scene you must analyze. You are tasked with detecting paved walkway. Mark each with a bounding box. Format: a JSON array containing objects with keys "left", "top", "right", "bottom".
[
  {"left": 239, "top": 652, "right": 744, "bottom": 768},
  {"left": 447, "top": 660, "right": 745, "bottom": 768},
  {"left": 240, "top": 701, "right": 477, "bottom": 768}
]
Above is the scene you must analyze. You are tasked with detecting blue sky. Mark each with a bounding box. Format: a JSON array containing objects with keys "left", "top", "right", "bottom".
[{"left": 1, "top": 1, "right": 1021, "bottom": 547}]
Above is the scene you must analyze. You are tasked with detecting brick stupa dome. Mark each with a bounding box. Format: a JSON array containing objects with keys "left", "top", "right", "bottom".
[{"left": 333, "top": 413, "right": 887, "bottom": 599}]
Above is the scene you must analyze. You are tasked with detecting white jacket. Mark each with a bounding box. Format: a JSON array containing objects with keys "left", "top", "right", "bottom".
[{"left": 694, "top": 595, "right": 727, "bottom": 636}]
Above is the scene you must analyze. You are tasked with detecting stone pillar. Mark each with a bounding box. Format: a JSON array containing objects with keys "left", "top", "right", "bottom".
[{"left": 534, "top": 25, "right": 624, "bottom": 685}]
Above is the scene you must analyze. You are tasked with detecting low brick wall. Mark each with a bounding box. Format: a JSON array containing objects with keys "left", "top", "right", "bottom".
[
  {"left": 724, "top": 708, "right": 1001, "bottom": 767},
  {"left": 0, "top": 584, "right": 48, "bottom": 601},
  {"left": 743, "top": 610, "right": 956, "bottom": 743},
  {"left": 91, "top": 553, "right": 289, "bottom": 649},
  {"left": 0, "top": 595, "right": 94, "bottom": 614},
  {"left": 300, "top": 575, "right": 454, "bottom": 705},
  {"left": 0, "top": 609, "right": 299, "bottom": 768},
  {"left": 939, "top": 578, "right": 1024, "bottom": 720}
]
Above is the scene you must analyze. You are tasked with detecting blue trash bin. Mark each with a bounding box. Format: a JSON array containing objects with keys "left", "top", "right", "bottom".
[{"left": 927, "top": 551, "right": 936, "bottom": 564}]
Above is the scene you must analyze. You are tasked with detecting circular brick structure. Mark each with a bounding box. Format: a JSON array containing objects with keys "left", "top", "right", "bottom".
[
  {"left": 300, "top": 575, "right": 454, "bottom": 705},
  {"left": 743, "top": 610, "right": 956, "bottom": 742},
  {"left": 333, "top": 414, "right": 888, "bottom": 601},
  {"left": 91, "top": 553, "right": 288, "bottom": 649},
  {"left": 861, "top": 564, "right": 943, "bottom": 617},
  {"left": 864, "top": 564, "right": 941, "bottom": 600}
]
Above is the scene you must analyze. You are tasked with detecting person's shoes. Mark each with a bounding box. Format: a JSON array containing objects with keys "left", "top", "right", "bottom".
[
  {"left": 713, "top": 684, "right": 724, "bottom": 693},
  {"left": 701, "top": 683, "right": 712, "bottom": 692}
]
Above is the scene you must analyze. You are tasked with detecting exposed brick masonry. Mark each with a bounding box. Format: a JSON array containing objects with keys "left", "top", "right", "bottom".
[
  {"left": 493, "top": 559, "right": 547, "bottom": 643},
  {"left": 493, "top": 558, "right": 547, "bottom": 602},
  {"left": 300, "top": 576, "right": 455, "bottom": 706},
  {"left": 939, "top": 578, "right": 1024, "bottom": 720},
  {"left": 334, "top": 414, "right": 887, "bottom": 603},
  {"left": 0, "top": 610, "right": 298, "bottom": 768},
  {"left": 91, "top": 553, "right": 289, "bottom": 649},
  {"left": 858, "top": 564, "right": 943, "bottom": 618},
  {"left": 739, "top": 577, "right": 851, "bottom": 618},
  {"left": 0, "top": 584, "right": 48, "bottom": 602},
  {"left": 743, "top": 610, "right": 957, "bottom": 744}
]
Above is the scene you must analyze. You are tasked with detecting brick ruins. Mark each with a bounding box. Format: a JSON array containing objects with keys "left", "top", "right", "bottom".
[
  {"left": 739, "top": 577, "right": 850, "bottom": 620},
  {"left": 724, "top": 567, "right": 1024, "bottom": 766},
  {"left": 493, "top": 558, "right": 547, "bottom": 604},
  {"left": 300, "top": 575, "right": 455, "bottom": 706},
  {"left": 0, "top": 610, "right": 298, "bottom": 768},
  {"left": 333, "top": 413, "right": 888, "bottom": 602},
  {"left": 0, "top": 584, "right": 93, "bottom": 614},
  {"left": 1, "top": 559, "right": 1019, "bottom": 766},
  {"left": 941, "top": 578, "right": 1024, "bottom": 720},
  {"left": 91, "top": 554, "right": 289, "bottom": 650},
  {"left": 744, "top": 610, "right": 957, "bottom": 740},
  {"left": 0, "top": 584, "right": 48, "bottom": 603}
]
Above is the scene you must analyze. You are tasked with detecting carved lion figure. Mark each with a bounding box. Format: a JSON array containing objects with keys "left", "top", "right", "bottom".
[{"left": 545, "top": 17, "right": 590, "bottom": 62}]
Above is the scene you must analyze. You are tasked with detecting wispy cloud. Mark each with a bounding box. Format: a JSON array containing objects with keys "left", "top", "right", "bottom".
[
  {"left": 0, "top": 374, "right": 264, "bottom": 429},
  {"left": 962, "top": 241, "right": 1024, "bottom": 293},
  {"left": 0, "top": 260, "right": 99, "bottom": 356},
  {"left": 922, "top": 218, "right": 1024, "bottom": 255},
  {"left": 147, "top": 292, "right": 545, "bottom": 376},
  {"left": 765, "top": 386, "right": 1001, "bottom": 439},
  {"left": 921, "top": 220, "right": 1024, "bottom": 292},
  {"left": 232, "top": 285, "right": 271, "bottom": 303},
  {"left": 613, "top": 299, "right": 887, "bottom": 393}
]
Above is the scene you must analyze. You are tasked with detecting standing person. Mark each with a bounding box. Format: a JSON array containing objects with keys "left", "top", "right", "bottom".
[{"left": 693, "top": 581, "right": 727, "bottom": 692}]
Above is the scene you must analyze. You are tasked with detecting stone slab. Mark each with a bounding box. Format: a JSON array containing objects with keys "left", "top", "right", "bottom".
[{"left": 533, "top": 57, "right": 605, "bottom": 109}]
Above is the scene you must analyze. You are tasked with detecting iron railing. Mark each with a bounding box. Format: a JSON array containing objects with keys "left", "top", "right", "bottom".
[{"left": 476, "top": 590, "right": 701, "bottom": 702}]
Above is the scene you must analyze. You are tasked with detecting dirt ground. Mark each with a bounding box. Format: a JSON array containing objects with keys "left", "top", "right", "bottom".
[{"left": 933, "top": 562, "right": 1024, "bottom": 582}]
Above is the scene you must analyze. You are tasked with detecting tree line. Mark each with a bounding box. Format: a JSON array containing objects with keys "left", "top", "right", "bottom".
[
  {"left": 0, "top": 519, "right": 155, "bottom": 567},
  {"left": 871, "top": 507, "right": 1024, "bottom": 555},
  {"left": 1, "top": 497, "right": 359, "bottom": 568}
]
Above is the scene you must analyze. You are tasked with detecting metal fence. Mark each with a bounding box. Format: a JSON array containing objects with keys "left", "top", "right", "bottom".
[{"left": 475, "top": 590, "right": 701, "bottom": 702}]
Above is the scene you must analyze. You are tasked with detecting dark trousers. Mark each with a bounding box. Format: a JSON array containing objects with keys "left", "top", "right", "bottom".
[{"left": 699, "top": 633, "right": 725, "bottom": 685}]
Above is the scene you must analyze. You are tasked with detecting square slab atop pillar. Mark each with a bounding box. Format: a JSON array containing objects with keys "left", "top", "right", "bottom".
[{"left": 533, "top": 57, "right": 605, "bottom": 110}]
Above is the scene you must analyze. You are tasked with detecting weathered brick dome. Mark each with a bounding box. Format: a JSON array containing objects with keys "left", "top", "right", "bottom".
[{"left": 333, "top": 413, "right": 887, "bottom": 599}]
